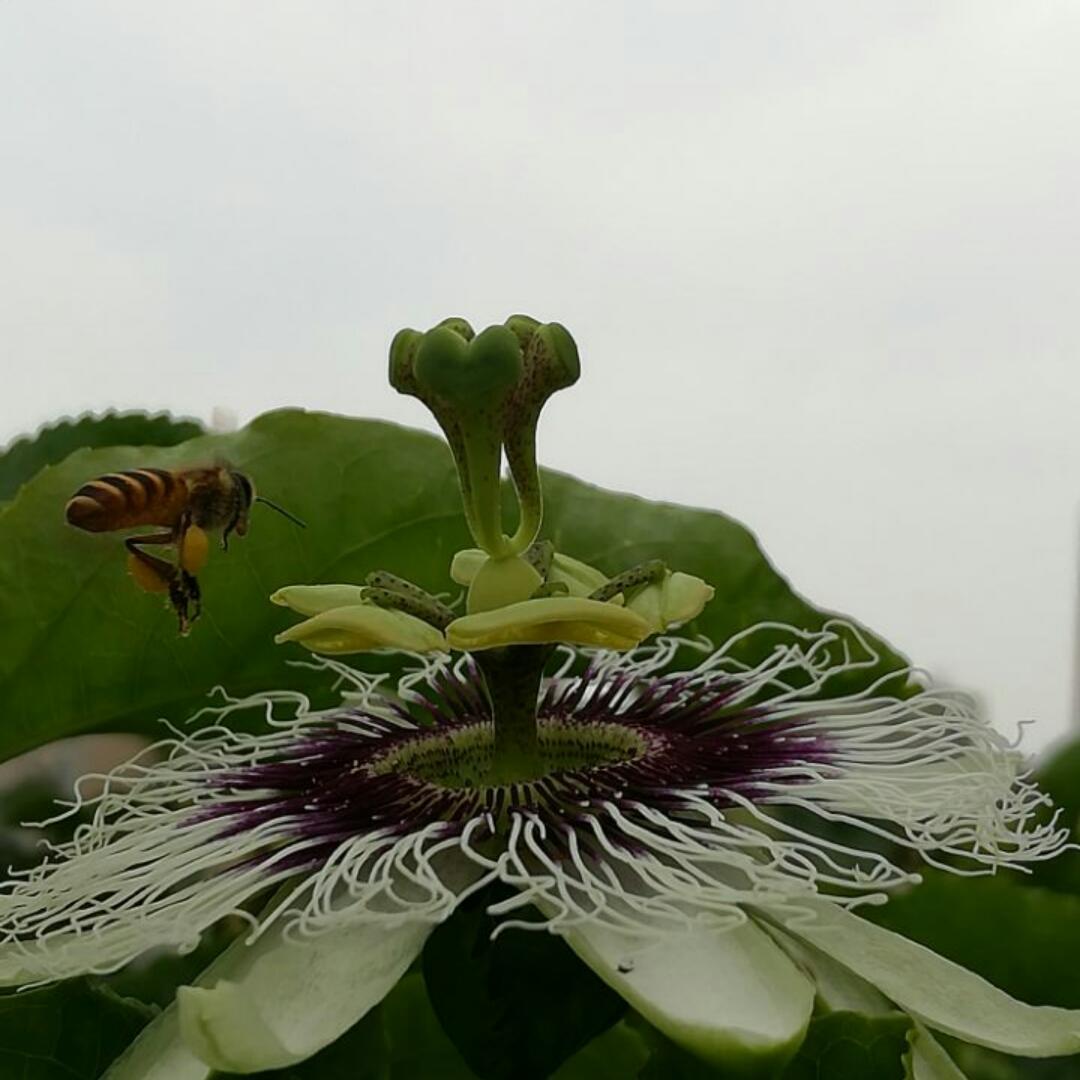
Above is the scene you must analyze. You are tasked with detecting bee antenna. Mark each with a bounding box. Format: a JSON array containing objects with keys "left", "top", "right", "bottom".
[{"left": 255, "top": 496, "right": 307, "bottom": 528}]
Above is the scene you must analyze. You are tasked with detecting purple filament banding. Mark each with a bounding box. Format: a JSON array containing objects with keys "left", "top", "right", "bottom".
[{"left": 190, "top": 660, "right": 834, "bottom": 871}]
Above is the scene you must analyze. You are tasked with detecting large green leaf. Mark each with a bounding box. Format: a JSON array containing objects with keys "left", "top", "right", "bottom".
[
  {"left": 941, "top": 1038, "right": 1078, "bottom": 1080},
  {"left": 0, "top": 411, "right": 469, "bottom": 761},
  {"left": 0, "top": 411, "right": 204, "bottom": 501},
  {"left": 0, "top": 979, "right": 152, "bottom": 1080},
  {"left": 382, "top": 974, "right": 476, "bottom": 1079},
  {"left": 551, "top": 1021, "right": 651, "bottom": 1079},
  {"left": 0, "top": 409, "right": 909, "bottom": 763},
  {"left": 866, "top": 872, "right": 1080, "bottom": 1009},
  {"left": 1029, "top": 739, "right": 1080, "bottom": 895},
  {"left": 422, "top": 887, "right": 626, "bottom": 1080}
]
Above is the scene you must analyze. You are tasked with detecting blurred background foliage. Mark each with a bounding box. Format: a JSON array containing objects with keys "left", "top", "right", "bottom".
[{"left": 0, "top": 410, "right": 1077, "bottom": 1079}]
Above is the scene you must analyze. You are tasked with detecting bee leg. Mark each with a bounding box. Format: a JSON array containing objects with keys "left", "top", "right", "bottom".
[
  {"left": 168, "top": 572, "right": 201, "bottom": 636},
  {"left": 124, "top": 533, "right": 180, "bottom": 594},
  {"left": 125, "top": 532, "right": 201, "bottom": 635},
  {"left": 185, "top": 571, "right": 202, "bottom": 620}
]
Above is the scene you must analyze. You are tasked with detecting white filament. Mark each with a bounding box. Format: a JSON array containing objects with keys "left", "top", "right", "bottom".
[{"left": 0, "top": 622, "right": 1067, "bottom": 984}]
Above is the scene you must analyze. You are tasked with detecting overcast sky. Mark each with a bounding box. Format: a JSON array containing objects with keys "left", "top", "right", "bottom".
[{"left": 2, "top": 2, "right": 1078, "bottom": 750}]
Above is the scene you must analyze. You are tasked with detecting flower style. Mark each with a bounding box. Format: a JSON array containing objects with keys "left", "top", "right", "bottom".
[{"left": 3, "top": 314, "right": 1079, "bottom": 1079}]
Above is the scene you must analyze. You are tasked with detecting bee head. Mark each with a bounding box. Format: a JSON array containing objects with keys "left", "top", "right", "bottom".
[{"left": 229, "top": 471, "right": 255, "bottom": 540}]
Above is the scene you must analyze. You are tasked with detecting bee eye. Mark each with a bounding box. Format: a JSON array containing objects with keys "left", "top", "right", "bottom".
[{"left": 234, "top": 473, "right": 254, "bottom": 506}]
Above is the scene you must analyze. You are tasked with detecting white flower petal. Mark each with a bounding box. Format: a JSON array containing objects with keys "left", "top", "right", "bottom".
[
  {"left": 177, "top": 916, "right": 432, "bottom": 1073},
  {"left": 561, "top": 916, "right": 814, "bottom": 1070},
  {"left": 103, "top": 1008, "right": 208, "bottom": 1080},
  {"left": 909, "top": 1023, "right": 968, "bottom": 1080},
  {"left": 771, "top": 899, "right": 1080, "bottom": 1057},
  {"left": 0, "top": 940, "right": 74, "bottom": 987},
  {"left": 762, "top": 924, "right": 965, "bottom": 1078},
  {"left": 0, "top": 918, "right": 209, "bottom": 988},
  {"left": 762, "top": 922, "right": 892, "bottom": 1015}
]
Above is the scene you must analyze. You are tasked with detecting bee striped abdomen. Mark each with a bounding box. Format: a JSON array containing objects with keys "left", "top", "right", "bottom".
[{"left": 65, "top": 469, "right": 183, "bottom": 532}]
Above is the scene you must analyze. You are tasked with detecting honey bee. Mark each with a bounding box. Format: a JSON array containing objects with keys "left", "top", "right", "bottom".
[{"left": 65, "top": 465, "right": 304, "bottom": 634}]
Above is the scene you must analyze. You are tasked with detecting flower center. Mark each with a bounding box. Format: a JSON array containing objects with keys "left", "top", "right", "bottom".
[{"left": 373, "top": 718, "right": 647, "bottom": 789}]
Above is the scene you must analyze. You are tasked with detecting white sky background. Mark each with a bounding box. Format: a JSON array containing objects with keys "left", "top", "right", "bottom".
[{"left": 1, "top": 2, "right": 1078, "bottom": 752}]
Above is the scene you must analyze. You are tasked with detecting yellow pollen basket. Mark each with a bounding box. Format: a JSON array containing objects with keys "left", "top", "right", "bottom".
[
  {"left": 179, "top": 525, "right": 210, "bottom": 573},
  {"left": 126, "top": 553, "right": 171, "bottom": 593}
]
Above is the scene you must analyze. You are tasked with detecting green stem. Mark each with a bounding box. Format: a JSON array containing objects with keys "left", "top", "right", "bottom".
[{"left": 475, "top": 646, "right": 552, "bottom": 784}]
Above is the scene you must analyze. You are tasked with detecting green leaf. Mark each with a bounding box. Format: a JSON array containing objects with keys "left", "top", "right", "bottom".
[
  {"left": 938, "top": 1036, "right": 1078, "bottom": 1080},
  {"left": 635, "top": 1033, "right": 721, "bottom": 1079},
  {"left": 536, "top": 469, "right": 912, "bottom": 697},
  {"left": 422, "top": 887, "right": 626, "bottom": 1080},
  {"left": 1029, "top": 739, "right": 1080, "bottom": 895},
  {"left": 866, "top": 872, "right": 1080, "bottom": 1009},
  {"left": 0, "top": 410, "right": 909, "bottom": 763},
  {"left": 781, "top": 1011, "right": 912, "bottom": 1080},
  {"left": 551, "top": 1021, "right": 651, "bottom": 1079},
  {"left": 382, "top": 974, "right": 476, "bottom": 1079},
  {"left": 0, "top": 978, "right": 152, "bottom": 1079},
  {"left": 0, "top": 411, "right": 204, "bottom": 501},
  {"left": 0, "top": 412, "right": 470, "bottom": 762}
]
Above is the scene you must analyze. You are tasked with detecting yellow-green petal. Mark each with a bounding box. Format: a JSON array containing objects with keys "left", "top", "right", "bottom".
[
  {"left": 446, "top": 597, "right": 650, "bottom": 651},
  {"left": 466, "top": 554, "right": 543, "bottom": 613},
  {"left": 270, "top": 584, "right": 370, "bottom": 616},
  {"left": 451, "top": 548, "right": 612, "bottom": 600},
  {"left": 625, "top": 571, "right": 714, "bottom": 633},
  {"left": 548, "top": 553, "right": 612, "bottom": 598},
  {"left": 275, "top": 604, "right": 448, "bottom": 654},
  {"left": 449, "top": 548, "right": 486, "bottom": 586}
]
